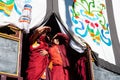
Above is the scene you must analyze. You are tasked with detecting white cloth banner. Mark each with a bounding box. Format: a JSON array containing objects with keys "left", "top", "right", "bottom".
[
  {"left": 0, "top": 0, "right": 48, "bottom": 32},
  {"left": 57, "top": 0, "right": 116, "bottom": 64}
]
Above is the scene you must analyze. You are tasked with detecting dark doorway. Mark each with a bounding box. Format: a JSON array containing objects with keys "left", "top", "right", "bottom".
[{"left": 45, "top": 14, "right": 61, "bottom": 38}]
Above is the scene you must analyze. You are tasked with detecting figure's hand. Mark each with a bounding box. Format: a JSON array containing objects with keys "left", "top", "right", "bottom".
[{"left": 40, "top": 49, "right": 48, "bottom": 56}]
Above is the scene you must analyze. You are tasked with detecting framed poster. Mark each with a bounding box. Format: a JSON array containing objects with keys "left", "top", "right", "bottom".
[{"left": 0, "top": 25, "right": 22, "bottom": 76}]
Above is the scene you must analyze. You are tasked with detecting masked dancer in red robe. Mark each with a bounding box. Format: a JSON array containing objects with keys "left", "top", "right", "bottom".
[
  {"left": 48, "top": 32, "right": 70, "bottom": 80},
  {"left": 26, "top": 26, "right": 51, "bottom": 80}
]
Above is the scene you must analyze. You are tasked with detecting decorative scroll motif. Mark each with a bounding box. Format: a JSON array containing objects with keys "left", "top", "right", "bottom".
[
  {"left": 0, "top": 0, "right": 21, "bottom": 16},
  {"left": 70, "top": 0, "right": 111, "bottom": 46},
  {"left": 0, "top": 0, "right": 14, "bottom": 16}
]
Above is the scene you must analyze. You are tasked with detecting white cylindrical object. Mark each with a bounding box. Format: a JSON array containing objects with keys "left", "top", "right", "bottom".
[
  {"left": 19, "top": 4, "right": 32, "bottom": 33},
  {"left": 22, "top": 4, "right": 32, "bottom": 17}
]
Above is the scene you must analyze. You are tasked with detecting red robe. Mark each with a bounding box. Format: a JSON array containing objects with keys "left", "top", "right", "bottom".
[
  {"left": 48, "top": 33, "right": 70, "bottom": 80},
  {"left": 26, "top": 36, "right": 49, "bottom": 80}
]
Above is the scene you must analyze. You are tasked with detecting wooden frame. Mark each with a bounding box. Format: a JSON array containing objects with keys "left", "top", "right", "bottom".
[{"left": 0, "top": 25, "right": 22, "bottom": 77}]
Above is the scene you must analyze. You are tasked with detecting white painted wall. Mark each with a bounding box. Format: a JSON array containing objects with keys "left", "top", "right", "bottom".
[{"left": 112, "top": 0, "right": 120, "bottom": 44}]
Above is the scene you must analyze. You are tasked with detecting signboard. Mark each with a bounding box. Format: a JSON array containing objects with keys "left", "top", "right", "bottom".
[{"left": 0, "top": 25, "right": 22, "bottom": 76}]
